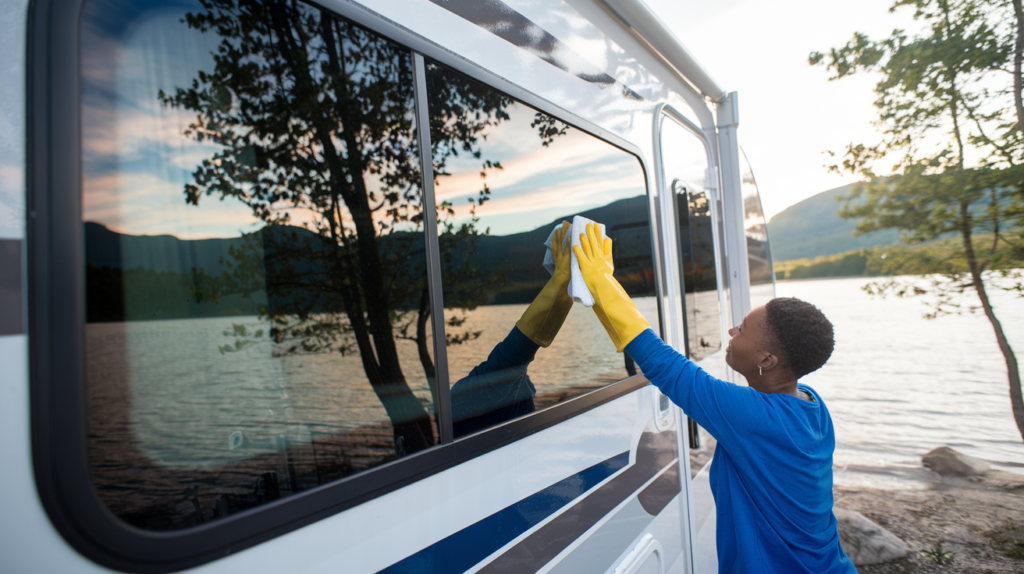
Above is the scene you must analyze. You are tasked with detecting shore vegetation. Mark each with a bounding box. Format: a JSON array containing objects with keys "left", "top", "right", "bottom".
[{"left": 810, "top": 0, "right": 1024, "bottom": 441}]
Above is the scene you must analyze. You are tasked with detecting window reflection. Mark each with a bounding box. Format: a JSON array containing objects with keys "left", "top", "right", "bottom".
[
  {"left": 425, "top": 62, "right": 659, "bottom": 438},
  {"left": 660, "top": 117, "right": 722, "bottom": 362},
  {"left": 740, "top": 146, "right": 775, "bottom": 310},
  {"left": 83, "top": 0, "right": 437, "bottom": 530}
]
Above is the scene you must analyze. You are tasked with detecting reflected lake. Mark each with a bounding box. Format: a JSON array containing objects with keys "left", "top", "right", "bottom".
[{"left": 88, "top": 276, "right": 1024, "bottom": 485}]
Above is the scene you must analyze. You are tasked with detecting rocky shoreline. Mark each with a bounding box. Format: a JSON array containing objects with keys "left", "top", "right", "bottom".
[
  {"left": 834, "top": 448, "right": 1024, "bottom": 573},
  {"left": 689, "top": 438, "right": 1024, "bottom": 572}
]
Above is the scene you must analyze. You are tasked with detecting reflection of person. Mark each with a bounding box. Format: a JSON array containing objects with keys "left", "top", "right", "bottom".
[
  {"left": 573, "top": 223, "right": 856, "bottom": 573},
  {"left": 450, "top": 222, "right": 574, "bottom": 437}
]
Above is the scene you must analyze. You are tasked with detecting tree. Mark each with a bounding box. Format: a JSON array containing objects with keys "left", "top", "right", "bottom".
[
  {"left": 162, "top": 0, "right": 514, "bottom": 456},
  {"left": 810, "top": 0, "right": 1024, "bottom": 440}
]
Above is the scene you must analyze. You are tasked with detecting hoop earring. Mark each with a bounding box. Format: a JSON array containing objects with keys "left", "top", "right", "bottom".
[{"left": 758, "top": 365, "right": 763, "bottom": 376}]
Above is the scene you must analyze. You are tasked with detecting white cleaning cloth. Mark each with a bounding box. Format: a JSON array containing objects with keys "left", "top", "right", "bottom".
[
  {"left": 541, "top": 223, "right": 566, "bottom": 277},
  {"left": 540, "top": 216, "right": 606, "bottom": 307},
  {"left": 569, "top": 216, "right": 606, "bottom": 307}
]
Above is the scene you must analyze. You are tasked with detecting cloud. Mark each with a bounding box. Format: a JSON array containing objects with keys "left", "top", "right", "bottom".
[
  {"left": 83, "top": 170, "right": 261, "bottom": 239},
  {"left": 433, "top": 128, "right": 635, "bottom": 203},
  {"left": 441, "top": 167, "right": 644, "bottom": 229}
]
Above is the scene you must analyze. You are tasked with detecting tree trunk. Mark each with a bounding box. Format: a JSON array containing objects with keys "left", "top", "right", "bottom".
[
  {"left": 269, "top": 5, "right": 436, "bottom": 455},
  {"left": 415, "top": 286, "right": 437, "bottom": 395},
  {"left": 1013, "top": 0, "right": 1024, "bottom": 131},
  {"left": 959, "top": 201, "right": 1024, "bottom": 441}
]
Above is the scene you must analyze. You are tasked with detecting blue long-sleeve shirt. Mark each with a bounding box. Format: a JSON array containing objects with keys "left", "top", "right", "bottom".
[
  {"left": 450, "top": 327, "right": 539, "bottom": 437},
  {"left": 626, "top": 329, "right": 857, "bottom": 574}
]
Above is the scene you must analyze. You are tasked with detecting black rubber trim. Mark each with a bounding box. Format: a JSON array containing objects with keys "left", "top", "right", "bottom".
[
  {"left": 27, "top": 0, "right": 661, "bottom": 571},
  {"left": 0, "top": 239, "right": 23, "bottom": 335}
]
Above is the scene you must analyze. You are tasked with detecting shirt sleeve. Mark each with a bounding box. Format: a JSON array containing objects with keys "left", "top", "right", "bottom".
[
  {"left": 625, "top": 329, "right": 767, "bottom": 450},
  {"left": 450, "top": 327, "right": 540, "bottom": 425},
  {"left": 465, "top": 326, "right": 540, "bottom": 379}
]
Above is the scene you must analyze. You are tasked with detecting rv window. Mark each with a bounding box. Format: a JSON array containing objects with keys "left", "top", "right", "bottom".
[
  {"left": 424, "top": 62, "right": 659, "bottom": 437},
  {"left": 81, "top": 0, "right": 437, "bottom": 530},
  {"left": 660, "top": 118, "right": 722, "bottom": 362}
]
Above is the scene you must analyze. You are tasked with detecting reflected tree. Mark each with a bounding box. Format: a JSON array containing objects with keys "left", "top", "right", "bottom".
[
  {"left": 162, "top": 0, "right": 514, "bottom": 455},
  {"left": 163, "top": 0, "right": 566, "bottom": 455}
]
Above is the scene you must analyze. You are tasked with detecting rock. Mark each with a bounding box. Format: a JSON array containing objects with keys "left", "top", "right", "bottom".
[
  {"left": 834, "top": 507, "right": 912, "bottom": 566},
  {"left": 921, "top": 446, "right": 991, "bottom": 477},
  {"left": 978, "top": 469, "right": 1024, "bottom": 490}
]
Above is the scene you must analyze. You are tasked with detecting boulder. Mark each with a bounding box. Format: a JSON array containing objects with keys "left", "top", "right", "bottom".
[
  {"left": 977, "top": 469, "right": 1024, "bottom": 490},
  {"left": 922, "top": 446, "right": 991, "bottom": 477},
  {"left": 834, "top": 507, "right": 912, "bottom": 566}
]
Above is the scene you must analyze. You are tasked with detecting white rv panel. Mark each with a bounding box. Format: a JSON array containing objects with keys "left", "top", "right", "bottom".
[{"left": 0, "top": 0, "right": 764, "bottom": 572}]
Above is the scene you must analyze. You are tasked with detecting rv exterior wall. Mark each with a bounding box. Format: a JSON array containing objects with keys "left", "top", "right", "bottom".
[{"left": 0, "top": 0, "right": 748, "bottom": 572}]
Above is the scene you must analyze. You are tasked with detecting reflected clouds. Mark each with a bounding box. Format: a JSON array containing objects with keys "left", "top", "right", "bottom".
[
  {"left": 82, "top": 0, "right": 259, "bottom": 239},
  {"left": 434, "top": 107, "right": 643, "bottom": 236}
]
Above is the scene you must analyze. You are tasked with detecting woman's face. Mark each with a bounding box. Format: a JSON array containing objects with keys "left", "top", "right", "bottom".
[{"left": 725, "top": 305, "right": 772, "bottom": 378}]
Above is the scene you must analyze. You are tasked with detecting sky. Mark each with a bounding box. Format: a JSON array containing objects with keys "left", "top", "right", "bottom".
[
  {"left": 80, "top": 0, "right": 647, "bottom": 240},
  {"left": 644, "top": 0, "right": 921, "bottom": 220},
  {"left": 82, "top": 0, "right": 926, "bottom": 239}
]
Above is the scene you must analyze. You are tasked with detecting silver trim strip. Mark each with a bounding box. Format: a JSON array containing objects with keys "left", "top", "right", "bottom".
[{"left": 413, "top": 53, "right": 454, "bottom": 444}]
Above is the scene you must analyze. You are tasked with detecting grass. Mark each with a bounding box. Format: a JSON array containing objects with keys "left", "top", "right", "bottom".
[{"left": 922, "top": 540, "right": 954, "bottom": 565}]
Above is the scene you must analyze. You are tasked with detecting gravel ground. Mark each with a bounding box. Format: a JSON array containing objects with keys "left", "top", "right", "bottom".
[
  {"left": 834, "top": 475, "right": 1024, "bottom": 573},
  {"left": 689, "top": 434, "right": 1024, "bottom": 572}
]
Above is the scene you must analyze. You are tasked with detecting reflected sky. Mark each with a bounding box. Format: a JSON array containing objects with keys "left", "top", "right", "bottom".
[
  {"left": 81, "top": 0, "right": 646, "bottom": 241},
  {"left": 434, "top": 104, "right": 645, "bottom": 236},
  {"left": 80, "top": 0, "right": 253, "bottom": 239}
]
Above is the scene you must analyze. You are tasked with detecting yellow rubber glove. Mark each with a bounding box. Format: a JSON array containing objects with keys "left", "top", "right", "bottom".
[
  {"left": 516, "top": 221, "right": 573, "bottom": 347},
  {"left": 573, "top": 223, "right": 650, "bottom": 352}
]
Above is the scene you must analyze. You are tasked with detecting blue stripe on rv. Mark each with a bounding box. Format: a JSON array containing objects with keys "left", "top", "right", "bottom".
[{"left": 376, "top": 451, "right": 630, "bottom": 574}]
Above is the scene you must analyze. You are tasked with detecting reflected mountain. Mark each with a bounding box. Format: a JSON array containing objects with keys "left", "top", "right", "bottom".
[{"left": 86, "top": 195, "right": 659, "bottom": 322}]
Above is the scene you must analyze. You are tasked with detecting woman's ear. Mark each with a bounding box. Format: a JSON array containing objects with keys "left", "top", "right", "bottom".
[{"left": 760, "top": 353, "right": 778, "bottom": 372}]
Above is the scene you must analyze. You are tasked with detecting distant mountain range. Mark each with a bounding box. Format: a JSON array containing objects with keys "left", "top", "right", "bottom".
[
  {"left": 84, "top": 196, "right": 660, "bottom": 321},
  {"left": 766, "top": 184, "right": 901, "bottom": 262}
]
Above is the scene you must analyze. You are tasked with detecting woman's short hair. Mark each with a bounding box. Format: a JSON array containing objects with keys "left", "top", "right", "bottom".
[{"left": 764, "top": 297, "right": 834, "bottom": 379}]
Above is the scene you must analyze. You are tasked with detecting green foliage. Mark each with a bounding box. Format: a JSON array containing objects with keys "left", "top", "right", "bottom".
[
  {"left": 775, "top": 251, "right": 871, "bottom": 280},
  {"left": 775, "top": 233, "right": 1024, "bottom": 281},
  {"left": 86, "top": 265, "right": 266, "bottom": 322},
  {"left": 811, "top": 0, "right": 1024, "bottom": 441},
  {"left": 924, "top": 540, "right": 954, "bottom": 565}
]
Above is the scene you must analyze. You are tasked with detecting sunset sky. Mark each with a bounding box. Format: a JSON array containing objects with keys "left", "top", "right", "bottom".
[{"left": 646, "top": 0, "right": 920, "bottom": 219}]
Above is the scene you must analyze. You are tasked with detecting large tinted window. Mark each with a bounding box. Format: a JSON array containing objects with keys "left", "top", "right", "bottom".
[
  {"left": 82, "top": 0, "right": 437, "bottom": 530},
  {"left": 660, "top": 117, "right": 722, "bottom": 362},
  {"left": 425, "top": 62, "right": 659, "bottom": 437},
  {"left": 740, "top": 146, "right": 775, "bottom": 310}
]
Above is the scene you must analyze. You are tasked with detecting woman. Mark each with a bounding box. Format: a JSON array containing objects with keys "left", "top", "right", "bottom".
[{"left": 574, "top": 223, "right": 856, "bottom": 574}]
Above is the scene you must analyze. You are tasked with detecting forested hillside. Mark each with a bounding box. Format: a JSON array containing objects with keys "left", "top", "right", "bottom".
[{"left": 767, "top": 184, "right": 900, "bottom": 261}]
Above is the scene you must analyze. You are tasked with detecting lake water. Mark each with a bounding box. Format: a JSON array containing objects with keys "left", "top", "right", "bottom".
[
  {"left": 87, "top": 276, "right": 1024, "bottom": 493},
  {"left": 777, "top": 276, "right": 1024, "bottom": 487}
]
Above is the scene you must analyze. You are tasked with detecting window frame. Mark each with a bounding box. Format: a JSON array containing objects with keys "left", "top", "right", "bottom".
[
  {"left": 652, "top": 105, "right": 727, "bottom": 450},
  {"left": 652, "top": 105, "right": 729, "bottom": 361},
  {"left": 27, "top": 0, "right": 667, "bottom": 571}
]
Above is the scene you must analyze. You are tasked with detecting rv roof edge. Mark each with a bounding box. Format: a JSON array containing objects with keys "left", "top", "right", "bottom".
[{"left": 597, "top": 0, "right": 729, "bottom": 103}]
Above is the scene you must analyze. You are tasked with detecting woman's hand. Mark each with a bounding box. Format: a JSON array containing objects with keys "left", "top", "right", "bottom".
[
  {"left": 551, "top": 220, "right": 572, "bottom": 288},
  {"left": 573, "top": 222, "right": 649, "bottom": 352},
  {"left": 514, "top": 221, "right": 573, "bottom": 347}
]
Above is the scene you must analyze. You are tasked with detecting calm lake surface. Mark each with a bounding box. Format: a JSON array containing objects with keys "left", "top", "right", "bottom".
[
  {"left": 778, "top": 276, "right": 1024, "bottom": 487},
  {"left": 88, "top": 277, "right": 1023, "bottom": 489}
]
